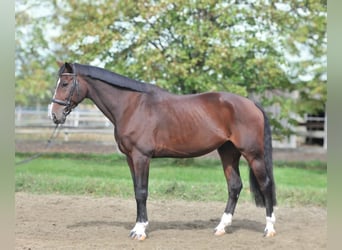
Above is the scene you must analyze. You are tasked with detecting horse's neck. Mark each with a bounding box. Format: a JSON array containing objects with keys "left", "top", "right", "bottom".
[{"left": 86, "top": 80, "right": 140, "bottom": 125}]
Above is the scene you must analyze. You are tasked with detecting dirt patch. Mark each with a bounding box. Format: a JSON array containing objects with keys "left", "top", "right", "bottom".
[{"left": 15, "top": 192, "right": 326, "bottom": 250}]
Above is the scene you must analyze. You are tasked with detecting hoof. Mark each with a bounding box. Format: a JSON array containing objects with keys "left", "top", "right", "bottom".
[
  {"left": 214, "top": 213, "right": 232, "bottom": 236},
  {"left": 214, "top": 228, "right": 226, "bottom": 236},
  {"left": 129, "top": 231, "right": 147, "bottom": 241},
  {"left": 264, "top": 229, "right": 276, "bottom": 237},
  {"left": 129, "top": 222, "right": 148, "bottom": 241}
]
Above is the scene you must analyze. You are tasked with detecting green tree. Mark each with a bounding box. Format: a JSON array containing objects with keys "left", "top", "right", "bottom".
[
  {"left": 15, "top": 0, "right": 58, "bottom": 106},
  {"left": 16, "top": 0, "right": 326, "bottom": 137}
]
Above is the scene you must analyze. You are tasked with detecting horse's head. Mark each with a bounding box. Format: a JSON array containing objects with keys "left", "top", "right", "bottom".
[{"left": 50, "top": 62, "right": 86, "bottom": 124}]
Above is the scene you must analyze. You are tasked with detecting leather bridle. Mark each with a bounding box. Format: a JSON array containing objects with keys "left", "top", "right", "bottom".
[{"left": 51, "top": 71, "right": 80, "bottom": 116}]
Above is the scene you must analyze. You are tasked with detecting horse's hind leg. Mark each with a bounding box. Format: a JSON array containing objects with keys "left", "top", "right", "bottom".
[
  {"left": 214, "top": 141, "right": 242, "bottom": 236},
  {"left": 245, "top": 153, "right": 276, "bottom": 237}
]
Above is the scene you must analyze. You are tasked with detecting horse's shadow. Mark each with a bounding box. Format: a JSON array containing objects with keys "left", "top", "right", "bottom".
[{"left": 67, "top": 218, "right": 264, "bottom": 234}]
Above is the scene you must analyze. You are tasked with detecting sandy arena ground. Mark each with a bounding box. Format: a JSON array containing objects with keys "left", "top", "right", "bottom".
[
  {"left": 15, "top": 192, "right": 326, "bottom": 250},
  {"left": 15, "top": 139, "right": 327, "bottom": 249}
]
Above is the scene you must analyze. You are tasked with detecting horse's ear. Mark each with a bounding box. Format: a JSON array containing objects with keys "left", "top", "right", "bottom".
[
  {"left": 56, "top": 61, "right": 73, "bottom": 73},
  {"left": 64, "top": 62, "right": 73, "bottom": 73}
]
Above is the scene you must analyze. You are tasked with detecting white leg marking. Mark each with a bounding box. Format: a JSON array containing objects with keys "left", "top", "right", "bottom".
[
  {"left": 130, "top": 222, "right": 149, "bottom": 240},
  {"left": 264, "top": 213, "right": 276, "bottom": 237},
  {"left": 214, "top": 213, "right": 233, "bottom": 236}
]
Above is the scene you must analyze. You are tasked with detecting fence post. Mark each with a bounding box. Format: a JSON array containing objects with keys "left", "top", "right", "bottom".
[
  {"left": 47, "top": 104, "right": 52, "bottom": 118},
  {"left": 74, "top": 110, "right": 80, "bottom": 127},
  {"left": 324, "top": 112, "right": 327, "bottom": 150},
  {"left": 16, "top": 106, "right": 22, "bottom": 125}
]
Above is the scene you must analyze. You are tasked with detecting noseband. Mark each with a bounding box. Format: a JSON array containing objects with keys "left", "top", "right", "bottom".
[{"left": 51, "top": 72, "right": 80, "bottom": 116}]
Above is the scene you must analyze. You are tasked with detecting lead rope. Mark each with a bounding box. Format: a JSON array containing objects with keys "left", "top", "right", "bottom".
[{"left": 15, "top": 124, "right": 61, "bottom": 166}]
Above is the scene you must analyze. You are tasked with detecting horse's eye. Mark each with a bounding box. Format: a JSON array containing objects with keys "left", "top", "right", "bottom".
[{"left": 61, "top": 82, "right": 68, "bottom": 87}]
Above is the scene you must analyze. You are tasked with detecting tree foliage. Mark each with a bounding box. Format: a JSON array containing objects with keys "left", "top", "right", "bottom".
[
  {"left": 15, "top": 1, "right": 55, "bottom": 106},
  {"left": 15, "top": 0, "right": 326, "bottom": 136}
]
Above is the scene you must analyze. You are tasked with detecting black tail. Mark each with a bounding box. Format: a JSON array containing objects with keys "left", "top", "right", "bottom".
[{"left": 249, "top": 103, "right": 277, "bottom": 207}]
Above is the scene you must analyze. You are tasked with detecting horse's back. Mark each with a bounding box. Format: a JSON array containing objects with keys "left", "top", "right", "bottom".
[{"left": 143, "top": 91, "right": 263, "bottom": 157}]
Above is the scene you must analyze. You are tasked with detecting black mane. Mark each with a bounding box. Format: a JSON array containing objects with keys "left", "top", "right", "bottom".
[{"left": 72, "top": 63, "right": 154, "bottom": 93}]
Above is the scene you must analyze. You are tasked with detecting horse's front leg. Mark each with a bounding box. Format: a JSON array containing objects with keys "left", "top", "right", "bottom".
[{"left": 126, "top": 152, "right": 150, "bottom": 241}]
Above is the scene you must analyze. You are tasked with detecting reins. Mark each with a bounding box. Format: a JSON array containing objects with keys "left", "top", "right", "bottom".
[{"left": 15, "top": 124, "right": 61, "bottom": 166}]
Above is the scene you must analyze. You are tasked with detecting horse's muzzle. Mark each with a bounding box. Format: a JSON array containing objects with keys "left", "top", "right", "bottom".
[{"left": 51, "top": 112, "right": 66, "bottom": 124}]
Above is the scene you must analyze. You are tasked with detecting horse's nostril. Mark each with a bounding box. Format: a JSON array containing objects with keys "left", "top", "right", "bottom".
[{"left": 52, "top": 113, "right": 59, "bottom": 124}]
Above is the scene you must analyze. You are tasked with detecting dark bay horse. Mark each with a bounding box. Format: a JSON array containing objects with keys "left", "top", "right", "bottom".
[{"left": 51, "top": 62, "right": 277, "bottom": 240}]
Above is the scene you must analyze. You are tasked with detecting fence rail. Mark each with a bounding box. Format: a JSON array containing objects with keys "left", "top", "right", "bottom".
[
  {"left": 15, "top": 106, "right": 113, "bottom": 129},
  {"left": 15, "top": 106, "right": 326, "bottom": 149}
]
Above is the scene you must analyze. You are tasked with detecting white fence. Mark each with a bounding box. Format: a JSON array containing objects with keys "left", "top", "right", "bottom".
[
  {"left": 15, "top": 106, "right": 327, "bottom": 149},
  {"left": 15, "top": 105, "right": 113, "bottom": 129},
  {"left": 15, "top": 106, "right": 114, "bottom": 142}
]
